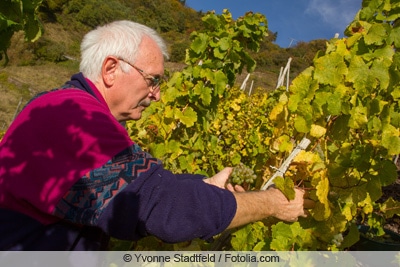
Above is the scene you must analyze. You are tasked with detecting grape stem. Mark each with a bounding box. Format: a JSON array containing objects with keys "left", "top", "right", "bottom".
[{"left": 261, "top": 137, "right": 311, "bottom": 190}]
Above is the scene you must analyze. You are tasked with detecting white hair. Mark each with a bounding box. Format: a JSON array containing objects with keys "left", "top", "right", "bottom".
[{"left": 79, "top": 20, "right": 169, "bottom": 81}]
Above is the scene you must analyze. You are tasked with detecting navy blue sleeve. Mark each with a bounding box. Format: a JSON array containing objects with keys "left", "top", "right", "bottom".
[
  {"left": 97, "top": 166, "right": 237, "bottom": 243},
  {"left": 176, "top": 173, "right": 205, "bottom": 180}
]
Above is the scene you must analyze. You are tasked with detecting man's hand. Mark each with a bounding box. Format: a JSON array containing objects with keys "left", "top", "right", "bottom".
[
  {"left": 227, "top": 186, "right": 314, "bottom": 229},
  {"left": 203, "top": 167, "right": 315, "bottom": 228},
  {"left": 203, "top": 167, "right": 245, "bottom": 192},
  {"left": 265, "top": 187, "right": 314, "bottom": 222}
]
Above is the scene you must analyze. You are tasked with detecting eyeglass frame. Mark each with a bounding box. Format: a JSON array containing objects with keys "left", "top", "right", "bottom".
[{"left": 117, "top": 57, "right": 164, "bottom": 94}]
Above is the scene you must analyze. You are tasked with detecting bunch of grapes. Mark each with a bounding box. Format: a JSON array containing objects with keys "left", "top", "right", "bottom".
[
  {"left": 230, "top": 162, "right": 257, "bottom": 185},
  {"left": 331, "top": 233, "right": 344, "bottom": 247}
]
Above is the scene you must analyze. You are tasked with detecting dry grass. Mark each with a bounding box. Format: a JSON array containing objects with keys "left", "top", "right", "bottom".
[
  {"left": 0, "top": 59, "right": 79, "bottom": 130},
  {"left": 4, "top": 64, "right": 78, "bottom": 93},
  {"left": 0, "top": 71, "right": 30, "bottom": 130}
]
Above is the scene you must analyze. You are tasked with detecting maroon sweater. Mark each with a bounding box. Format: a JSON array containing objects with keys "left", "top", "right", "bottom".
[{"left": 0, "top": 73, "right": 236, "bottom": 250}]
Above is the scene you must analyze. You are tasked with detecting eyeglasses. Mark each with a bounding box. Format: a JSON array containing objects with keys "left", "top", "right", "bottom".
[{"left": 118, "top": 58, "right": 163, "bottom": 93}]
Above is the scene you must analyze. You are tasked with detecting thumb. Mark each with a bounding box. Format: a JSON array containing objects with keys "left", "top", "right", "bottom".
[
  {"left": 214, "top": 167, "right": 233, "bottom": 183},
  {"left": 207, "top": 167, "right": 233, "bottom": 189}
]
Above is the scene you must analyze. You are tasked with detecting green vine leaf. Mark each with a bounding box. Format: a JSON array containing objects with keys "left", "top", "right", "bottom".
[
  {"left": 314, "top": 53, "right": 347, "bottom": 86},
  {"left": 364, "top": 23, "right": 387, "bottom": 45},
  {"left": 270, "top": 222, "right": 314, "bottom": 251},
  {"left": 231, "top": 222, "right": 267, "bottom": 251},
  {"left": 380, "top": 197, "right": 400, "bottom": 218},
  {"left": 376, "top": 159, "right": 398, "bottom": 186},
  {"left": 347, "top": 56, "right": 370, "bottom": 91},
  {"left": 388, "top": 27, "right": 400, "bottom": 47},
  {"left": 175, "top": 107, "right": 197, "bottom": 127},
  {"left": 348, "top": 105, "right": 368, "bottom": 129},
  {"left": 339, "top": 223, "right": 360, "bottom": 249},
  {"left": 294, "top": 116, "right": 310, "bottom": 133},
  {"left": 190, "top": 33, "right": 209, "bottom": 54},
  {"left": 326, "top": 91, "right": 343, "bottom": 115},
  {"left": 273, "top": 176, "right": 295, "bottom": 200}
]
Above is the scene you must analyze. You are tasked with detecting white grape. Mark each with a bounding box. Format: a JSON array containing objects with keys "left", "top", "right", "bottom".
[{"left": 230, "top": 162, "right": 257, "bottom": 185}]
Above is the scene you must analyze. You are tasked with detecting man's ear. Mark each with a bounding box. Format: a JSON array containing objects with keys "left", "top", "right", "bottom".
[{"left": 102, "top": 57, "right": 119, "bottom": 87}]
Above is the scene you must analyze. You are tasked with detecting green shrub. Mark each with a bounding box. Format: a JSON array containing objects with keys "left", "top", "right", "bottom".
[{"left": 33, "top": 38, "right": 66, "bottom": 62}]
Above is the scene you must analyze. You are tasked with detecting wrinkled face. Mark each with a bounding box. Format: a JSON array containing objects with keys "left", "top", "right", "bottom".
[{"left": 104, "top": 36, "right": 164, "bottom": 121}]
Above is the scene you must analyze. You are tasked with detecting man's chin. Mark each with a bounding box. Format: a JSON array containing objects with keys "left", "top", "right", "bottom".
[
  {"left": 119, "top": 110, "right": 143, "bottom": 121},
  {"left": 128, "top": 105, "right": 146, "bottom": 118},
  {"left": 132, "top": 113, "right": 142, "bottom": 120},
  {"left": 130, "top": 109, "right": 144, "bottom": 120}
]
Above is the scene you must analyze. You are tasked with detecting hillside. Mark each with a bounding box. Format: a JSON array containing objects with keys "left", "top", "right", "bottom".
[{"left": 0, "top": 0, "right": 327, "bottom": 130}]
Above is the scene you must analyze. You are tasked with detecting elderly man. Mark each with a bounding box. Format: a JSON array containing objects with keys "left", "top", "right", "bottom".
[{"left": 0, "top": 20, "right": 309, "bottom": 250}]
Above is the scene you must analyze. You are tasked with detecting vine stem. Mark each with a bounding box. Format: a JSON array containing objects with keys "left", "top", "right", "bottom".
[{"left": 261, "top": 137, "right": 311, "bottom": 190}]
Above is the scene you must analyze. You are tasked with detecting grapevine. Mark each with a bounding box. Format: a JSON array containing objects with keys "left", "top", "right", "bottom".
[{"left": 126, "top": 0, "right": 400, "bottom": 251}]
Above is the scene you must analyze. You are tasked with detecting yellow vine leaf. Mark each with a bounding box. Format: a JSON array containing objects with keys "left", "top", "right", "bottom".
[
  {"left": 382, "top": 124, "right": 400, "bottom": 155},
  {"left": 294, "top": 150, "right": 318, "bottom": 163},
  {"left": 272, "top": 135, "right": 292, "bottom": 153},
  {"left": 358, "top": 193, "right": 374, "bottom": 214},
  {"left": 269, "top": 102, "right": 284, "bottom": 121},
  {"left": 312, "top": 172, "right": 331, "bottom": 221},
  {"left": 231, "top": 101, "right": 241, "bottom": 111},
  {"left": 293, "top": 151, "right": 325, "bottom": 172},
  {"left": 342, "top": 204, "right": 355, "bottom": 221},
  {"left": 269, "top": 94, "right": 288, "bottom": 121},
  {"left": 310, "top": 124, "right": 327, "bottom": 138}
]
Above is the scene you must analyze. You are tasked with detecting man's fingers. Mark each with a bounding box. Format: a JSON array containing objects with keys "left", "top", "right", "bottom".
[
  {"left": 294, "top": 188, "right": 315, "bottom": 209},
  {"left": 226, "top": 183, "right": 246, "bottom": 193},
  {"left": 226, "top": 183, "right": 235, "bottom": 192},
  {"left": 234, "top": 184, "right": 246, "bottom": 192}
]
